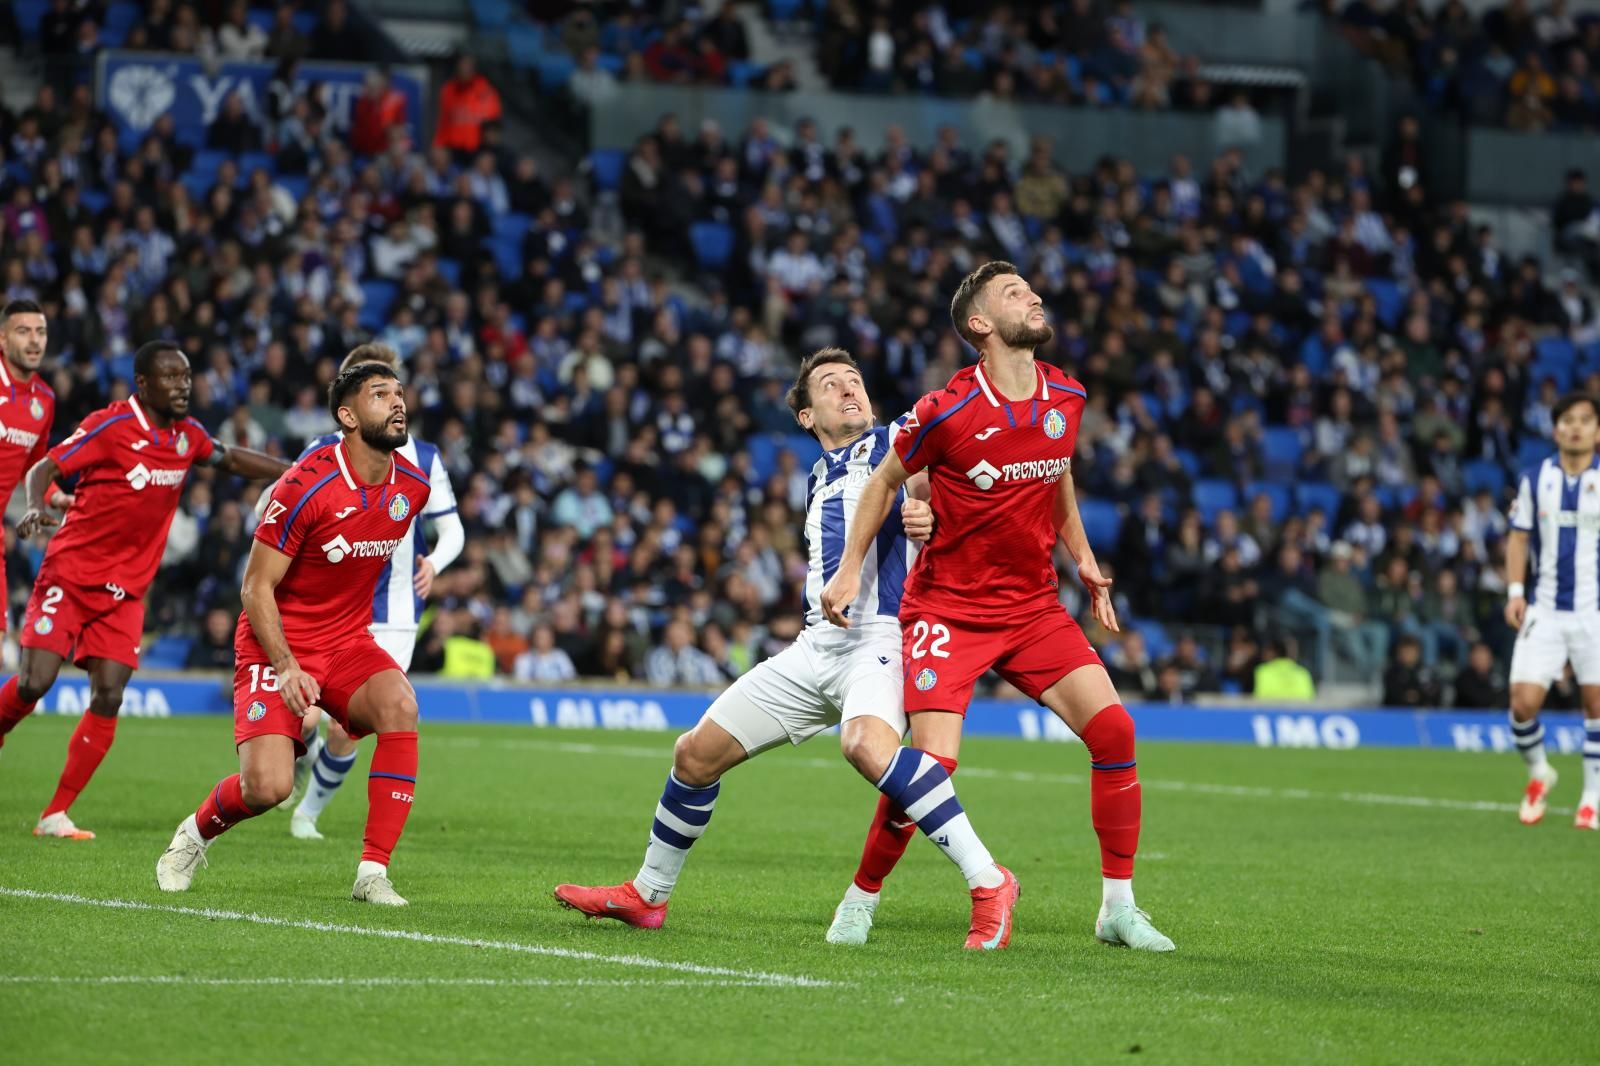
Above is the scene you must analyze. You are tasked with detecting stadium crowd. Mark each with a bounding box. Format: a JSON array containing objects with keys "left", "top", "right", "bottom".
[
  {"left": 0, "top": 1, "right": 1593, "bottom": 710},
  {"left": 1331, "top": 0, "right": 1600, "bottom": 133}
]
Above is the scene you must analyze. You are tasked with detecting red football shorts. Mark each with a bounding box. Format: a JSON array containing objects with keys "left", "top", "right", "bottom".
[
  {"left": 233, "top": 635, "right": 404, "bottom": 753},
  {"left": 901, "top": 600, "right": 1104, "bottom": 715},
  {"left": 20, "top": 564, "right": 145, "bottom": 669}
]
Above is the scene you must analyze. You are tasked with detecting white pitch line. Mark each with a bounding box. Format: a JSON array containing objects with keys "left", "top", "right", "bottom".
[
  {"left": 453, "top": 736, "right": 1560, "bottom": 817},
  {"left": 0, "top": 975, "right": 779, "bottom": 989},
  {"left": 0, "top": 888, "right": 839, "bottom": 989}
]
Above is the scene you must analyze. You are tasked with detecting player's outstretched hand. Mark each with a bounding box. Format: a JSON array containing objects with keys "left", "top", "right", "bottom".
[
  {"left": 414, "top": 557, "right": 437, "bottom": 599},
  {"left": 820, "top": 571, "right": 859, "bottom": 628},
  {"left": 902, "top": 498, "right": 935, "bottom": 542},
  {"left": 1504, "top": 596, "right": 1527, "bottom": 629},
  {"left": 1078, "top": 561, "right": 1120, "bottom": 633},
  {"left": 278, "top": 663, "right": 322, "bottom": 717},
  {"left": 16, "top": 508, "right": 59, "bottom": 539}
]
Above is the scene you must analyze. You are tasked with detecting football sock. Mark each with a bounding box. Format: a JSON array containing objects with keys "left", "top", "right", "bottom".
[
  {"left": 1102, "top": 877, "right": 1135, "bottom": 910},
  {"left": 195, "top": 774, "right": 271, "bottom": 840},
  {"left": 1584, "top": 720, "right": 1600, "bottom": 802},
  {"left": 41, "top": 713, "right": 117, "bottom": 817},
  {"left": 361, "top": 731, "right": 417, "bottom": 865},
  {"left": 1509, "top": 712, "right": 1549, "bottom": 772},
  {"left": 1082, "top": 704, "right": 1141, "bottom": 881},
  {"left": 851, "top": 753, "right": 957, "bottom": 892},
  {"left": 875, "top": 747, "right": 1002, "bottom": 890},
  {"left": 842, "top": 882, "right": 879, "bottom": 905},
  {"left": 296, "top": 743, "right": 358, "bottom": 821},
  {"left": 0, "top": 675, "right": 38, "bottom": 744},
  {"left": 634, "top": 771, "right": 720, "bottom": 904},
  {"left": 296, "top": 719, "right": 321, "bottom": 763}
]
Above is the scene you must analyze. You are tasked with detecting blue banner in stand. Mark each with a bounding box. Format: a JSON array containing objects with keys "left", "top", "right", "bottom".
[
  {"left": 27, "top": 675, "right": 1592, "bottom": 755},
  {"left": 96, "top": 51, "right": 428, "bottom": 151}
]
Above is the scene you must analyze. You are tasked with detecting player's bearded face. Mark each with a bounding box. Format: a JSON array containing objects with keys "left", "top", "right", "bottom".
[
  {"left": 359, "top": 404, "right": 408, "bottom": 451},
  {"left": 994, "top": 305, "right": 1054, "bottom": 349},
  {"left": 2, "top": 313, "right": 47, "bottom": 372}
]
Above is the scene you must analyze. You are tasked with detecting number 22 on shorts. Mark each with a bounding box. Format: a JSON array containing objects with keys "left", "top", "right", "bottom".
[{"left": 909, "top": 620, "right": 951, "bottom": 659}]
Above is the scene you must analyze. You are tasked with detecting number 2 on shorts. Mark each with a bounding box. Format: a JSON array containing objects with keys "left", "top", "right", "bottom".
[{"left": 910, "top": 620, "right": 952, "bottom": 659}]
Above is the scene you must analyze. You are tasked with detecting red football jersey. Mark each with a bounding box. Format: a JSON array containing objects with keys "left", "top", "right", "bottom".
[
  {"left": 241, "top": 438, "right": 431, "bottom": 655},
  {"left": 0, "top": 359, "right": 55, "bottom": 505},
  {"left": 45, "top": 396, "right": 215, "bottom": 598},
  {"left": 894, "top": 360, "right": 1088, "bottom": 621}
]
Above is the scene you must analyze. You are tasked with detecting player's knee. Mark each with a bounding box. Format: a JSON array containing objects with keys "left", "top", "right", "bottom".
[
  {"left": 672, "top": 730, "right": 723, "bottom": 787},
  {"left": 16, "top": 664, "right": 55, "bottom": 704},
  {"left": 241, "top": 766, "right": 292, "bottom": 809},
  {"left": 839, "top": 722, "right": 894, "bottom": 781},
  {"left": 374, "top": 694, "right": 419, "bottom": 733},
  {"left": 1084, "top": 702, "right": 1136, "bottom": 757},
  {"left": 86, "top": 685, "right": 125, "bottom": 718}
]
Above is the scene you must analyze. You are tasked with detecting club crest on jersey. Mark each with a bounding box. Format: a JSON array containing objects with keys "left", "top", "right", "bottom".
[
  {"left": 28, "top": 397, "right": 43, "bottom": 421},
  {"left": 246, "top": 700, "right": 267, "bottom": 722},
  {"left": 32, "top": 615, "right": 52, "bottom": 635},
  {"left": 388, "top": 494, "right": 411, "bottom": 522},
  {"left": 851, "top": 438, "right": 873, "bottom": 461},
  {"left": 914, "top": 668, "right": 938, "bottom": 691},
  {"left": 1042, "top": 409, "right": 1067, "bottom": 440},
  {"left": 175, "top": 432, "right": 190, "bottom": 456}
]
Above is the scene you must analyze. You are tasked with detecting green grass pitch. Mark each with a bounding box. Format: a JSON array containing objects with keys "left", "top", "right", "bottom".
[{"left": 2, "top": 714, "right": 1597, "bottom": 1065}]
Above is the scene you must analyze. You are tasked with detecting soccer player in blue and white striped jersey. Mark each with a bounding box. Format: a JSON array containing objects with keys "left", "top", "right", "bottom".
[
  {"left": 273, "top": 345, "right": 464, "bottom": 840},
  {"left": 1505, "top": 391, "right": 1600, "bottom": 830},
  {"left": 554, "top": 348, "right": 1010, "bottom": 943}
]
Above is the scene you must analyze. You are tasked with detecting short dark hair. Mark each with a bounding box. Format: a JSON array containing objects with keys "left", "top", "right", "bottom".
[
  {"left": 328, "top": 362, "right": 400, "bottom": 423},
  {"left": 0, "top": 299, "right": 43, "bottom": 326},
  {"left": 949, "top": 260, "right": 1020, "bottom": 347},
  {"left": 338, "top": 342, "right": 401, "bottom": 374},
  {"left": 785, "top": 347, "right": 860, "bottom": 428},
  {"left": 133, "top": 340, "right": 184, "bottom": 378},
  {"left": 1553, "top": 391, "right": 1600, "bottom": 423}
]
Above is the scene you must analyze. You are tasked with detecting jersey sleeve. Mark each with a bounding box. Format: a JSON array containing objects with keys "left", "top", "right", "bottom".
[
  {"left": 188, "top": 422, "right": 217, "bottom": 465},
  {"left": 49, "top": 407, "right": 123, "bottom": 478},
  {"left": 424, "top": 450, "right": 458, "bottom": 516},
  {"left": 893, "top": 392, "right": 950, "bottom": 476},
  {"left": 254, "top": 463, "right": 329, "bottom": 557},
  {"left": 1509, "top": 470, "right": 1536, "bottom": 532}
]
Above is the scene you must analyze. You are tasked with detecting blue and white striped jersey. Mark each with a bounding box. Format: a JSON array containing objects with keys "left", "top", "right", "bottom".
[
  {"left": 301, "top": 433, "right": 459, "bottom": 628},
  {"left": 1510, "top": 454, "right": 1600, "bottom": 612},
  {"left": 802, "top": 420, "right": 919, "bottom": 628}
]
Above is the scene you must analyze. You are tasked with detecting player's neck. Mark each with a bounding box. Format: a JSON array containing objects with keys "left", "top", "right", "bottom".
[
  {"left": 138, "top": 398, "right": 177, "bottom": 429},
  {"left": 4, "top": 356, "right": 31, "bottom": 384},
  {"left": 816, "top": 424, "right": 870, "bottom": 453},
  {"left": 1558, "top": 450, "right": 1594, "bottom": 477},
  {"left": 979, "top": 347, "right": 1038, "bottom": 402},
  {"left": 343, "top": 434, "right": 394, "bottom": 485}
]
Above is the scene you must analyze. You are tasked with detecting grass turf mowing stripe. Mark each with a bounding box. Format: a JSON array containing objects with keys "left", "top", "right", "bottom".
[
  {"left": 437, "top": 736, "right": 1566, "bottom": 817},
  {"left": 0, "top": 888, "right": 841, "bottom": 989},
  {"left": 0, "top": 976, "right": 788, "bottom": 989}
]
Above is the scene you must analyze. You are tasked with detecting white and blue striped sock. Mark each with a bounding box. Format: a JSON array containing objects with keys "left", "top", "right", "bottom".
[
  {"left": 1583, "top": 721, "right": 1600, "bottom": 802},
  {"left": 876, "top": 748, "right": 1001, "bottom": 890},
  {"left": 1509, "top": 712, "right": 1548, "bottom": 772},
  {"left": 295, "top": 745, "right": 358, "bottom": 821},
  {"left": 635, "top": 772, "right": 720, "bottom": 904}
]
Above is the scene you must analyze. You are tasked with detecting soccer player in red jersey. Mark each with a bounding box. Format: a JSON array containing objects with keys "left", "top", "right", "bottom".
[
  {"left": 822, "top": 261, "right": 1175, "bottom": 952},
  {"left": 156, "top": 362, "right": 430, "bottom": 905},
  {"left": 0, "top": 301, "right": 64, "bottom": 629},
  {"left": 0, "top": 341, "right": 288, "bottom": 840}
]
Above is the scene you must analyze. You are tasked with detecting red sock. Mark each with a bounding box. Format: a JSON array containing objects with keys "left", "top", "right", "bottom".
[
  {"left": 1081, "top": 704, "right": 1141, "bottom": 879},
  {"left": 362, "top": 731, "right": 417, "bottom": 865},
  {"left": 0, "top": 675, "right": 38, "bottom": 745},
  {"left": 194, "top": 773, "right": 271, "bottom": 840},
  {"left": 852, "top": 752, "right": 957, "bottom": 892},
  {"left": 41, "top": 713, "right": 117, "bottom": 817}
]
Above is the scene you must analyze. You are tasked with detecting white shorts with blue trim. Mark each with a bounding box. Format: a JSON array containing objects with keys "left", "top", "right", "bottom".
[
  {"left": 1509, "top": 605, "right": 1600, "bottom": 687},
  {"left": 707, "top": 622, "right": 906, "bottom": 754}
]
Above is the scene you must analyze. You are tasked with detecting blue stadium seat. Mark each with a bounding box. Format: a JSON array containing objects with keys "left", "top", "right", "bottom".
[
  {"left": 1365, "top": 279, "right": 1404, "bottom": 327},
  {"left": 1530, "top": 360, "right": 1575, "bottom": 391},
  {"left": 80, "top": 188, "right": 109, "bottom": 215},
  {"left": 728, "top": 61, "right": 766, "bottom": 87},
  {"left": 1133, "top": 620, "right": 1173, "bottom": 660},
  {"left": 492, "top": 212, "right": 530, "bottom": 243},
  {"left": 292, "top": 10, "right": 318, "bottom": 35},
  {"left": 102, "top": 0, "right": 141, "bottom": 45},
  {"left": 507, "top": 23, "right": 547, "bottom": 69},
  {"left": 470, "top": 0, "right": 514, "bottom": 30},
  {"left": 1171, "top": 447, "right": 1200, "bottom": 478},
  {"left": 1375, "top": 483, "right": 1417, "bottom": 511},
  {"left": 1517, "top": 436, "right": 1552, "bottom": 471},
  {"left": 596, "top": 52, "right": 626, "bottom": 75},
  {"left": 784, "top": 433, "right": 824, "bottom": 471},
  {"left": 191, "top": 149, "right": 229, "bottom": 180},
  {"left": 1295, "top": 481, "right": 1343, "bottom": 520},
  {"left": 358, "top": 280, "right": 399, "bottom": 330},
  {"left": 1536, "top": 335, "right": 1577, "bottom": 367},
  {"left": 1078, "top": 499, "right": 1121, "bottom": 548},
  {"left": 237, "top": 151, "right": 274, "bottom": 179},
  {"left": 487, "top": 238, "right": 523, "bottom": 280},
  {"left": 767, "top": 0, "right": 805, "bottom": 22},
  {"left": 13, "top": 0, "right": 50, "bottom": 42},
  {"left": 689, "top": 222, "right": 735, "bottom": 270},
  {"left": 436, "top": 258, "right": 462, "bottom": 288},
  {"left": 143, "top": 635, "right": 193, "bottom": 671},
  {"left": 860, "top": 232, "right": 885, "bottom": 262},
  {"left": 1246, "top": 482, "right": 1291, "bottom": 524},
  {"left": 537, "top": 53, "right": 578, "bottom": 91},
  {"left": 746, "top": 435, "right": 780, "bottom": 483},
  {"left": 589, "top": 149, "right": 626, "bottom": 192},
  {"left": 1463, "top": 459, "right": 1507, "bottom": 497},
  {"left": 276, "top": 174, "right": 309, "bottom": 203},
  {"left": 1192, "top": 479, "right": 1238, "bottom": 526},
  {"left": 246, "top": 8, "right": 275, "bottom": 34},
  {"left": 1261, "top": 425, "right": 1303, "bottom": 480}
]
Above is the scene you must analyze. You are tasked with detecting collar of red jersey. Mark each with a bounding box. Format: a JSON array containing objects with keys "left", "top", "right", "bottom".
[
  {"left": 972, "top": 362, "right": 1049, "bottom": 406},
  {"left": 0, "top": 357, "right": 35, "bottom": 392},
  {"left": 335, "top": 438, "right": 396, "bottom": 490},
  {"left": 129, "top": 394, "right": 152, "bottom": 430}
]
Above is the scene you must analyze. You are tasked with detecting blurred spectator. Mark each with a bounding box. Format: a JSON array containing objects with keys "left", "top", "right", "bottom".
[
  {"left": 186, "top": 608, "right": 239, "bottom": 670},
  {"left": 1453, "top": 641, "right": 1510, "bottom": 708},
  {"left": 1253, "top": 637, "right": 1316, "bottom": 701},
  {"left": 435, "top": 54, "right": 503, "bottom": 156},
  {"left": 514, "top": 624, "right": 579, "bottom": 682},
  {"left": 1383, "top": 635, "right": 1443, "bottom": 707},
  {"left": 646, "top": 619, "right": 722, "bottom": 686},
  {"left": 352, "top": 69, "right": 410, "bottom": 157}
]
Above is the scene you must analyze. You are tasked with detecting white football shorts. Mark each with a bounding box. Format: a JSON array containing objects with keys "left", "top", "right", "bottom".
[
  {"left": 707, "top": 621, "right": 907, "bottom": 755},
  {"left": 1508, "top": 605, "right": 1600, "bottom": 687},
  {"left": 370, "top": 625, "right": 417, "bottom": 674}
]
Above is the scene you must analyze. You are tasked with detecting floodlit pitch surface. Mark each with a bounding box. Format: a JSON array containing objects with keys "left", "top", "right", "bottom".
[{"left": 2, "top": 716, "right": 1595, "bottom": 1064}]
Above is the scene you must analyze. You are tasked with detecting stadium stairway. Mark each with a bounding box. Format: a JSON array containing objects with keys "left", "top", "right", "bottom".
[
  {"left": 744, "top": 0, "right": 825, "bottom": 90},
  {"left": 0, "top": 43, "right": 40, "bottom": 114}
]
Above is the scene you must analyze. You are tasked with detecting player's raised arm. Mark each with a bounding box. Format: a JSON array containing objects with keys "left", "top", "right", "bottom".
[
  {"left": 820, "top": 449, "right": 911, "bottom": 627},
  {"left": 1054, "top": 472, "right": 1119, "bottom": 633},
  {"left": 240, "top": 540, "right": 321, "bottom": 715},
  {"left": 16, "top": 455, "right": 65, "bottom": 538},
  {"left": 207, "top": 441, "right": 291, "bottom": 481}
]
